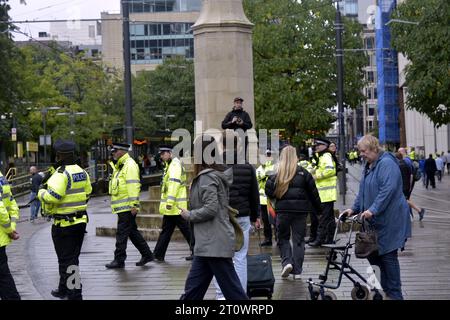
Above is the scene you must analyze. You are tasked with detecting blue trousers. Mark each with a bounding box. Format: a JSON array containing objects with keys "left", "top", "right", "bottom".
[
  {"left": 368, "top": 249, "right": 403, "bottom": 300},
  {"left": 181, "top": 256, "right": 248, "bottom": 300}
]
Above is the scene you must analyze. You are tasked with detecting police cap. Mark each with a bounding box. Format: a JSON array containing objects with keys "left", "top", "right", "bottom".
[
  {"left": 234, "top": 97, "right": 244, "bottom": 102},
  {"left": 54, "top": 140, "right": 76, "bottom": 153},
  {"left": 314, "top": 138, "right": 331, "bottom": 147},
  {"left": 111, "top": 142, "right": 131, "bottom": 152},
  {"left": 158, "top": 144, "right": 172, "bottom": 154}
]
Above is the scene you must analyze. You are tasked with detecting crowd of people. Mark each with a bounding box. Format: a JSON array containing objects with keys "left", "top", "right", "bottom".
[{"left": 1, "top": 96, "right": 448, "bottom": 301}]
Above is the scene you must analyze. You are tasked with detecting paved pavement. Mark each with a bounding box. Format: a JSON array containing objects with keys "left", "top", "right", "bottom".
[{"left": 6, "top": 165, "right": 450, "bottom": 300}]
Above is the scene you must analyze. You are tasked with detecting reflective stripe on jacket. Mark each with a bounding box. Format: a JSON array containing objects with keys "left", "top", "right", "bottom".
[
  {"left": 0, "top": 173, "right": 19, "bottom": 247},
  {"left": 256, "top": 160, "right": 274, "bottom": 205},
  {"left": 109, "top": 153, "right": 141, "bottom": 214},
  {"left": 38, "top": 165, "right": 91, "bottom": 227},
  {"left": 312, "top": 152, "right": 337, "bottom": 202},
  {"left": 159, "top": 157, "right": 187, "bottom": 215}
]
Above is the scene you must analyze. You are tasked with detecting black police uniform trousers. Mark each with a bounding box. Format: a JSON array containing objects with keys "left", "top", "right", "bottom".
[
  {"left": 51, "top": 222, "right": 86, "bottom": 300},
  {"left": 114, "top": 211, "right": 153, "bottom": 262},
  {"left": 0, "top": 245, "right": 20, "bottom": 300},
  {"left": 316, "top": 202, "right": 336, "bottom": 244},
  {"left": 154, "top": 215, "right": 192, "bottom": 259},
  {"left": 260, "top": 205, "right": 273, "bottom": 241}
]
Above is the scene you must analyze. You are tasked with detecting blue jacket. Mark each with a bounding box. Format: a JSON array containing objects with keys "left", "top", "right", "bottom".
[{"left": 352, "top": 151, "right": 411, "bottom": 255}]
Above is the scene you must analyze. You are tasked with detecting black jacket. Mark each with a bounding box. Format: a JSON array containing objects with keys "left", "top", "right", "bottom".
[
  {"left": 228, "top": 163, "right": 260, "bottom": 222},
  {"left": 398, "top": 159, "right": 412, "bottom": 197},
  {"left": 265, "top": 166, "right": 322, "bottom": 215},
  {"left": 30, "top": 173, "right": 43, "bottom": 193},
  {"left": 424, "top": 158, "right": 437, "bottom": 174},
  {"left": 221, "top": 109, "right": 253, "bottom": 131}
]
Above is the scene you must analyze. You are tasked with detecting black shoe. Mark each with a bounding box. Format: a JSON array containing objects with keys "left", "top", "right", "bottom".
[
  {"left": 260, "top": 240, "right": 273, "bottom": 247},
  {"left": 185, "top": 255, "right": 194, "bottom": 261},
  {"left": 308, "top": 240, "right": 322, "bottom": 247},
  {"left": 51, "top": 288, "right": 67, "bottom": 299},
  {"left": 154, "top": 256, "right": 165, "bottom": 262},
  {"left": 419, "top": 208, "right": 425, "bottom": 221},
  {"left": 105, "top": 260, "right": 125, "bottom": 269},
  {"left": 136, "top": 254, "right": 154, "bottom": 266},
  {"left": 306, "top": 237, "right": 316, "bottom": 244}
]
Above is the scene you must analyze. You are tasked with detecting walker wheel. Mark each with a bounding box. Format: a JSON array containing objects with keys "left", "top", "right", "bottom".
[
  {"left": 318, "top": 291, "right": 337, "bottom": 300},
  {"left": 351, "top": 285, "right": 369, "bottom": 300}
]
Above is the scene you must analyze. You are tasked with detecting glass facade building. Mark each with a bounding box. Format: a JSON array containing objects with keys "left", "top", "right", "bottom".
[{"left": 128, "top": 0, "right": 202, "bottom": 13}]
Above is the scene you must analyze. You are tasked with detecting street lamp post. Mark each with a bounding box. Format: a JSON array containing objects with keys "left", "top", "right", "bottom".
[
  {"left": 154, "top": 114, "right": 176, "bottom": 132},
  {"left": 56, "top": 111, "right": 87, "bottom": 142},
  {"left": 41, "top": 106, "right": 61, "bottom": 163}
]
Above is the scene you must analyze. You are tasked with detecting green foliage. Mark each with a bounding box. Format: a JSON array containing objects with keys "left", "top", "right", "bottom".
[
  {"left": 243, "top": 0, "right": 366, "bottom": 143},
  {"left": 391, "top": 0, "right": 450, "bottom": 126},
  {"left": 132, "top": 57, "right": 195, "bottom": 136}
]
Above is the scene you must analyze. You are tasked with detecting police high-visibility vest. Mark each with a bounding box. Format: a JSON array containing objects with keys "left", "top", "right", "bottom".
[
  {"left": 109, "top": 153, "right": 141, "bottom": 215},
  {"left": 38, "top": 164, "right": 91, "bottom": 227},
  {"left": 298, "top": 160, "right": 313, "bottom": 173},
  {"left": 159, "top": 157, "right": 187, "bottom": 215},
  {"left": 0, "top": 173, "right": 19, "bottom": 247},
  {"left": 312, "top": 152, "right": 337, "bottom": 203},
  {"left": 409, "top": 150, "right": 416, "bottom": 161},
  {"left": 256, "top": 160, "right": 274, "bottom": 205}
]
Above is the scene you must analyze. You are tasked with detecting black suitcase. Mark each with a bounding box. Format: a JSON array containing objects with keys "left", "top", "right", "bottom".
[{"left": 247, "top": 253, "right": 275, "bottom": 299}]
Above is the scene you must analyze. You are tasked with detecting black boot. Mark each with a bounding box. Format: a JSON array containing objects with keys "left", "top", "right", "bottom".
[
  {"left": 51, "top": 288, "right": 68, "bottom": 299},
  {"left": 67, "top": 289, "right": 82, "bottom": 300},
  {"left": 136, "top": 254, "right": 154, "bottom": 266},
  {"left": 306, "top": 236, "right": 316, "bottom": 244},
  {"left": 308, "top": 240, "right": 322, "bottom": 247},
  {"left": 105, "top": 260, "right": 125, "bottom": 269}
]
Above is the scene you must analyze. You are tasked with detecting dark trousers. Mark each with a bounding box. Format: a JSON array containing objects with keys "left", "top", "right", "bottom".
[
  {"left": 368, "top": 250, "right": 403, "bottom": 300},
  {"left": 425, "top": 172, "right": 436, "bottom": 188},
  {"left": 181, "top": 256, "right": 248, "bottom": 300},
  {"left": 154, "top": 215, "right": 192, "bottom": 259},
  {"left": 316, "top": 202, "right": 336, "bottom": 244},
  {"left": 51, "top": 223, "right": 86, "bottom": 300},
  {"left": 0, "top": 246, "right": 20, "bottom": 300},
  {"left": 114, "top": 212, "right": 153, "bottom": 262},
  {"left": 260, "top": 205, "right": 273, "bottom": 241},
  {"left": 309, "top": 211, "right": 319, "bottom": 240},
  {"left": 276, "top": 213, "right": 307, "bottom": 275},
  {"left": 447, "top": 163, "right": 450, "bottom": 174}
]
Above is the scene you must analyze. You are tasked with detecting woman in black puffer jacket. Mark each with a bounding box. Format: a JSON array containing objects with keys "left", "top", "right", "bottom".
[{"left": 265, "top": 145, "right": 322, "bottom": 279}]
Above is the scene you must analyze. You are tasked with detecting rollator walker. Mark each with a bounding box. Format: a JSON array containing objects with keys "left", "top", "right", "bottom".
[{"left": 307, "top": 213, "right": 384, "bottom": 300}]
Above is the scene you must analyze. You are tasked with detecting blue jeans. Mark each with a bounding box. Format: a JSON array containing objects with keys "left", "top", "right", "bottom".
[
  {"left": 30, "top": 192, "right": 41, "bottom": 220},
  {"left": 213, "top": 216, "right": 251, "bottom": 299},
  {"left": 368, "top": 250, "right": 403, "bottom": 300}
]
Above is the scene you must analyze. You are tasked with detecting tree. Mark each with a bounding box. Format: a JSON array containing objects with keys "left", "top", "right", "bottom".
[
  {"left": 391, "top": 0, "right": 450, "bottom": 126},
  {"left": 243, "top": 0, "right": 366, "bottom": 143}
]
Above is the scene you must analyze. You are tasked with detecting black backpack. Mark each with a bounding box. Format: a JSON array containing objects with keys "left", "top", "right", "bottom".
[{"left": 412, "top": 161, "right": 422, "bottom": 182}]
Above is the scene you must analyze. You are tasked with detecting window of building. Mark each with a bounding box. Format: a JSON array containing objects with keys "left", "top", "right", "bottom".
[
  {"left": 374, "top": 87, "right": 377, "bottom": 99},
  {"left": 365, "top": 37, "right": 374, "bottom": 50},
  {"left": 368, "top": 104, "right": 376, "bottom": 116},
  {"left": 367, "top": 71, "right": 374, "bottom": 83},
  {"left": 368, "top": 120, "right": 373, "bottom": 131}
]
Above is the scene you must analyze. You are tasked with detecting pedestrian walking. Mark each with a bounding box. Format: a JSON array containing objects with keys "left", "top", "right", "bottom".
[
  {"left": 424, "top": 154, "right": 437, "bottom": 189},
  {"left": 308, "top": 138, "right": 337, "bottom": 247},
  {"left": 179, "top": 136, "right": 248, "bottom": 300},
  {"left": 38, "top": 140, "right": 91, "bottom": 300},
  {"left": 398, "top": 148, "right": 425, "bottom": 220},
  {"left": 256, "top": 149, "right": 275, "bottom": 246},
  {"left": 266, "top": 145, "right": 322, "bottom": 279},
  {"left": 105, "top": 142, "right": 154, "bottom": 269},
  {"left": 29, "top": 166, "right": 43, "bottom": 222},
  {"left": 0, "top": 170, "right": 20, "bottom": 300},
  {"left": 213, "top": 140, "right": 261, "bottom": 299},
  {"left": 445, "top": 150, "right": 450, "bottom": 174},
  {"left": 341, "top": 135, "right": 411, "bottom": 300},
  {"left": 298, "top": 153, "right": 318, "bottom": 244},
  {"left": 153, "top": 145, "right": 192, "bottom": 262},
  {"left": 435, "top": 154, "right": 444, "bottom": 182}
]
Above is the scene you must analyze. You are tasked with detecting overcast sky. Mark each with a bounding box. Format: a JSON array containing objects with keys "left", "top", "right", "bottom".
[{"left": 9, "top": 0, "right": 121, "bottom": 41}]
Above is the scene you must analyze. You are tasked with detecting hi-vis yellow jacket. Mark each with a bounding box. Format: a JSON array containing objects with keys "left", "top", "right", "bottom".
[
  {"left": 109, "top": 153, "right": 141, "bottom": 214},
  {"left": 38, "top": 164, "right": 91, "bottom": 227},
  {"left": 0, "top": 173, "right": 20, "bottom": 247},
  {"left": 298, "top": 160, "right": 313, "bottom": 172},
  {"left": 312, "top": 152, "right": 337, "bottom": 203},
  {"left": 159, "top": 157, "right": 187, "bottom": 215},
  {"left": 256, "top": 160, "right": 274, "bottom": 205}
]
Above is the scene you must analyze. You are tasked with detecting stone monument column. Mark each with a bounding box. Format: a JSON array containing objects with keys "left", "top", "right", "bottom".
[{"left": 193, "top": 0, "right": 257, "bottom": 162}]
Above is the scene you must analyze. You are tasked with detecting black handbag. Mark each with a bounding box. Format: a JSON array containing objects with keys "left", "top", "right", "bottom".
[{"left": 354, "top": 217, "right": 378, "bottom": 259}]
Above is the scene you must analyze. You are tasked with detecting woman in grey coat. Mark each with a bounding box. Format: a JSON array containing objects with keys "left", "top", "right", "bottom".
[{"left": 179, "top": 136, "right": 248, "bottom": 300}]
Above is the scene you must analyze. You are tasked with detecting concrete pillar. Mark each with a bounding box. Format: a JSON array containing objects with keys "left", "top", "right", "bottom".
[{"left": 192, "top": 0, "right": 255, "bottom": 139}]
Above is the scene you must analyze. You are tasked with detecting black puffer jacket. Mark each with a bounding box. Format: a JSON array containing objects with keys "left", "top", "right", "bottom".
[
  {"left": 228, "top": 163, "right": 260, "bottom": 222},
  {"left": 265, "top": 166, "right": 322, "bottom": 215}
]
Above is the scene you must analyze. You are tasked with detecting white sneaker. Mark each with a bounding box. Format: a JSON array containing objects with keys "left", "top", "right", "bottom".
[{"left": 281, "top": 264, "right": 293, "bottom": 278}]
